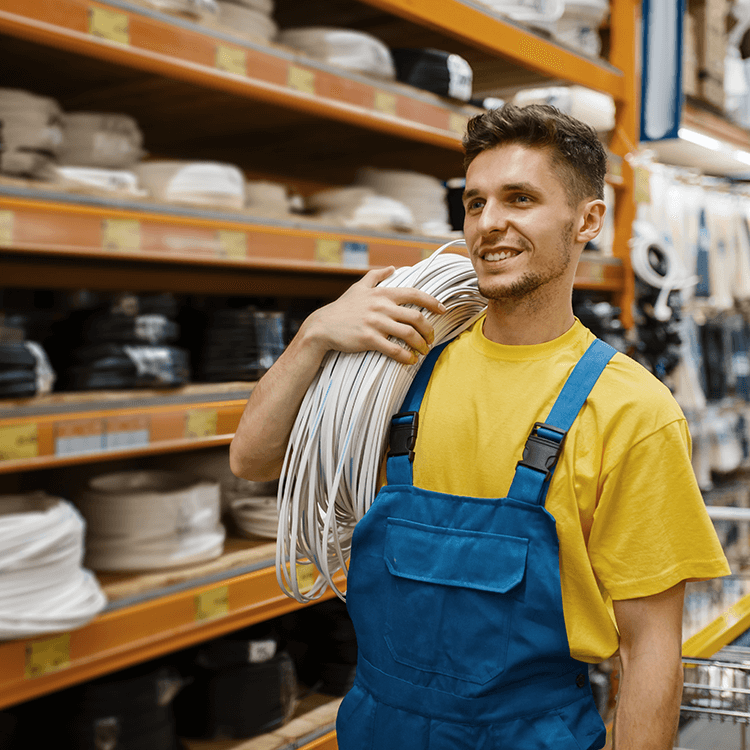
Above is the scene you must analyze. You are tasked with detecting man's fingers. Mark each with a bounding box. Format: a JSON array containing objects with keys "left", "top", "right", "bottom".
[
  {"left": 382, "top": 287, "right": 448, "bottom": 315},
  {"left": 360, "top": 266, "right": 396, "bottom": 288}
]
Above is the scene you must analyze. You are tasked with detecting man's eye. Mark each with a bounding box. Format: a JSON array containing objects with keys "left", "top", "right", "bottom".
[
  {"left": 468, "top": 199, "right": 484, "bottom": 210},
  {"left": 513, "top": 195, "right": 532, "bottom": 204}
]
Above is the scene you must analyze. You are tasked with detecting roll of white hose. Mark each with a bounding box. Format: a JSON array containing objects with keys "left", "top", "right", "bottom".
[
  {"left": 276, "top": 240, "right": 487, "bottom": 602},
  {"left": 512, "top": 86, "right": 615, "bottom": 132},
  {"left": 230, "top": 495, "right": 278, "bottom": 539},
  {"left": 354, "top": 168, "right": 452, "bottom": 236},
  {"left": 630, "top": 220, "right": 699, "bottom": 322},
  {"left": 75, "top": 470, "right": 225, "bottom": 571},
  {"left": 223, "top": 0, "right": 273, "bottom": 13},
  {"left": 216, "top": 1, "right": 277, "bottom": 40},
  {"left": 135, "top": 161, "right": 246, "bottom": 209},
  {"left": 0, "top": 493, "right": 107, "bottom": 639},
  {"left": 245, "top": 180, "right": 293, "bottom": 218},
  {"left": 277, "top": 27, "right": 396, "bottom": 80},
  {"left": 54, "top": 166, "right": 146, "bottom": 196}
]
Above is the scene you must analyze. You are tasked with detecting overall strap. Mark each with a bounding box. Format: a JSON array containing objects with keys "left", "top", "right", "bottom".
[
  {"left": 386, "top": 342, "right": 450, "bottom": 487},
  {"left": 507, "top": 338, "right": 616, "bottom": 506}
]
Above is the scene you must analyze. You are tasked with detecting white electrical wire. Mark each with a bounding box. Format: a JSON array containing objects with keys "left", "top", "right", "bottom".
[
  {"left": 75, "top": 470, "right": 225, "bottom": 571},
  {"left": 630, "top": 220, "right": 700, "bottom": 322},
  {"left": 276, "top": 240, "right": 487, "bottom": 602},
  {"left": 0, "top": 493, "right": 107, "bottom": 639}
]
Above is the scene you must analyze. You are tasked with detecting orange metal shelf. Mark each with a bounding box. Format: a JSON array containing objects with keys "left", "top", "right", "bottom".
[
  {"left": 0, "top": 189, "right": 623, "bottom": 289},
  {"left": 0, "top": 0, "right": 475, "bottom": 151},
  {"left": 0, "top": 558, "right": 347, "bottom": 709},
  {"left": 0, "top": 383, "right": 252, "bottom": 474},
  {"left": 358, "top": 0, "right": 626, "bottom": 100},
  {"left": 682, "top": 592, "right": 750, "bottom": 660}
]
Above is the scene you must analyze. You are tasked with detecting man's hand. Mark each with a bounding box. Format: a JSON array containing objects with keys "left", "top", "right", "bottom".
[
  {"left": 301, "top": 266, "right": 448, "bottom": 365},
  {"left": 612, "top": 582, "right": 685, "bottom": 750}
]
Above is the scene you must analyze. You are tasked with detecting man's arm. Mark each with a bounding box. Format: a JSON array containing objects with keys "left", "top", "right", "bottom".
[
  {"left": 611, "top": 581, "right": 686, "bottom": 750},
  {"left": 229, "top": 266, "right": 446, "bottom": 482}
]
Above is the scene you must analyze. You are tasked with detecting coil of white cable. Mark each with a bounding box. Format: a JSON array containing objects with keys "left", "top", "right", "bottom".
[
  {"left": 0, "top": 493, "right": 107, "bottom": 639},
  {"left": 216, "top": 1, "right": 277, "bottom": 40},
  {"left": 276, "top": 240, "right": 487, "bottom": 603},
  {"left": 307, "top": 187, "right": 416, "bottom": 233},
  {"left": 75, "top": 470, "right": 225, "bottom": 571},
  {"left": 630, "top": 220, "right": 699, "bottom": 322},
  {"left": 277, "top": 27, "right": 396, "bottom": 80},
  {"left": 59, "top": 112, "right": 144, "bottom": 169},
  {"left": 231, "top": 495, "right": 279, "bottom": 539}
]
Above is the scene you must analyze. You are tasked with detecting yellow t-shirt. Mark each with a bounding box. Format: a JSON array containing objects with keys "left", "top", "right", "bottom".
[{"left": 410, "top": 317, "right": 730, "bottom": 663}]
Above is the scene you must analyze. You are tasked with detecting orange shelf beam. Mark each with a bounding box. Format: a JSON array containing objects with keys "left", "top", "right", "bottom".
[
  {"left": 305, "top": 732, "right": 338, "bottom": 750},
  {"left": 682, "top": 592, "right": 750, "bottom": 659},
  {"left": 359, "top": 0, "right": 626, "bottom": 99},
  {"left": 0, "top": 191, "right": 622, "bottom": 289},
  {"left": 0, "top": 0, "right": 475, "bottom": 151},
  {"left": 0, "top": 564, "right": 346, "bottom": 709}
]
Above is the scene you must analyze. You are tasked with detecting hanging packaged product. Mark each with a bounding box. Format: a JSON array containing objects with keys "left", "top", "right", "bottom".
[
  {"left": 75, "top": 470, "right": 225, "bottom": 571},
  {"left": 135, "top": 161, "right": 246, "bottom": 209},
  {"left": 277, "top": 241, "right": 487, "bottom": 603},
  {"left": 0, "top": 88, "right": 63, "bottom": 178},
  {"left": 58, "top": 112, "right": 144, "bottom": 170},
  {"left": 215, "top": 1, "right": 277, "bottom": 40},
  {"left": 354, "top": 167, "right": 453, "bottom": 236},
  {"left": 390, "top": 49, "right": 473, "bottom": 102},
  {"left": 0, "top": 493, "right": 107, "bottom": 639},
  {"left": 277, "top": 27, "right": 397, "bottom": 80},
  {"left": 306, "top": 186, "right": 415, "bottom": 233}
]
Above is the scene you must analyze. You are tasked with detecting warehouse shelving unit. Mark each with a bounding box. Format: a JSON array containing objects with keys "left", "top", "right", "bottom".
[{"left": 0, "top": 0, "right": 639, "bottom": 745}]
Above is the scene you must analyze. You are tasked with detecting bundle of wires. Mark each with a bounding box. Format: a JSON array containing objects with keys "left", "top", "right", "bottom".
[
  {"left": 276, "top": 241, "right": 487, "bottom": 602},
  {"left": 0, "top": 493, "right": 107, "bottom": 638}
]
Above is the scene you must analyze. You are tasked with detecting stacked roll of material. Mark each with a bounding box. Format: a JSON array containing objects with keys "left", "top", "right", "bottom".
[
  {"left": 0, "top": 341, "right": 55, "bottom": 398},
  {"left": 354, "top": 167, "right": 453, "bottom": 236},
  {"left": 144, "top": 0, "right": 218, "bottom": 19},
  {"left": 0, "top": 88, "right": 63, "bottom": 178},
  {"left": 135, "top": 160, "right": 246, "bottom": 209},
  {"left": 230, "top": 494, "right": 278, "bottom": 539},
  {"left": 197, "top": 308, "right": 285, "bottom": 383},
  {"left": 59, "top": 294, "right": 190, "bottom": 391},
  {"left": 513, "top": 86, "right": 615, "bottom": 132},
  {"left": 0, "top": 493, "right": 107, "bottom": 639},
  {"left": 306, "top": 186, "right": 415, "bottom": 232},
  {"left": 173, "top": 625, "right": 296, "bottom": 740},
  {"left": 277, "top": 27, "right": 396, "bottom": 80},
  {"left": 391, "top": 48, "right": 474, "bottom": 102},
  {"left": 58, "top": 112, "right": 144, "bottom": 169},
  {"left": 245, "top": 179, "right": 294, "bottom": 218},
  {"left": 216, "top": 0, "right": 277, "bottom": 41},
  {"left": 75, "top": 470, "right": 225, "bottom": 571},
  {"left": 476, "top": 0, "right": 565, "bottom": 24}
]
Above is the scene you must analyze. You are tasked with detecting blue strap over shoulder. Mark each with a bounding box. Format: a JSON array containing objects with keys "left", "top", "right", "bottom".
[{"left": 385, "top": 337, "right": 616, "bottom": 504}]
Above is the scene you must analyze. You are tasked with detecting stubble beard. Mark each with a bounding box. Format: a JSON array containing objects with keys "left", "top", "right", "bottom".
[{"left": 478, "top": 222, "right": 576, "bottom": 303}]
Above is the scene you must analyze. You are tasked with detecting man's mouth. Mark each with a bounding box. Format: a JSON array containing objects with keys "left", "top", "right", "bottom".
[{"left": 481, "top": 249, "right": 521, "bottom": 262}]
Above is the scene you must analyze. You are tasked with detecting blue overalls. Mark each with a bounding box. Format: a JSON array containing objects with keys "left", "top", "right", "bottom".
[{"left": 337, "top": 338, "right": 616, "bottom": 749}]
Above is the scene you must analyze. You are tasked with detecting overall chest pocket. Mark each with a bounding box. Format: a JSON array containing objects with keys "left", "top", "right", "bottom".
[{"left": 383, "top": 518, "right": 529, "bottom": 686}]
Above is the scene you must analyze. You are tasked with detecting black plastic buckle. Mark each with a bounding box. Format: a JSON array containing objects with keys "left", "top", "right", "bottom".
[
  {"left": 518, "top": 422, "right": 567, "bottom": 479},
  {"left": 387, "top": 411, "right": 419, "bottom": 462}
]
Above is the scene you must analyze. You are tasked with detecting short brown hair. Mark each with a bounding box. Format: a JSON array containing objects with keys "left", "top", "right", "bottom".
[{"left": 463, "top": 103, "right": 607, "bottom": 205}]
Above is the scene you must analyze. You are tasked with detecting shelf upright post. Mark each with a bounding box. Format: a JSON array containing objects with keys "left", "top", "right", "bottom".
[{"left": 608, "top": 0, "right": 640, "bottom": 330}]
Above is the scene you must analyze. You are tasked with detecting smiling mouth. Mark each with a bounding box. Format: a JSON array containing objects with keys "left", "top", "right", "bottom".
[{"left": 482, "top": 250, "right": 521, "bottom": 261}]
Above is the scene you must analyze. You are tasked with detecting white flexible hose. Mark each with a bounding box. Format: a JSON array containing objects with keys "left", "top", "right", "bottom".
[
  {"left": 276, "top": 240, "right": 487, "bottom": 602},
  {"left": 630, "top": 221, "right": 699, "bottom": 322},
  {"left": 0, "top": 493, "right": 107, "bottom": 639}
]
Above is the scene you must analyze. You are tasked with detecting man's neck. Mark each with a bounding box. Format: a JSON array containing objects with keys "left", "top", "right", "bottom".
[{"left": 482, "top": 297, "right": 576, "bottom": 346}]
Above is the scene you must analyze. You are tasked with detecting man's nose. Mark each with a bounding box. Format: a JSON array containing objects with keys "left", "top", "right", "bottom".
[{"left": 476, "top": 199, "right": 509, "bottom": 236}]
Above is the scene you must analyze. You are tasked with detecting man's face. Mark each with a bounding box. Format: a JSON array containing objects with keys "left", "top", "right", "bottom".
[{"left": 462, "top": 143, "right": 584, "bottom": 307}]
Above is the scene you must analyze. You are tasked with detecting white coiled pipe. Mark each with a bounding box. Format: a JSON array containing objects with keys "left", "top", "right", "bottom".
[{"left": 276, "top": 240, "right": 487, "bottom": 602}]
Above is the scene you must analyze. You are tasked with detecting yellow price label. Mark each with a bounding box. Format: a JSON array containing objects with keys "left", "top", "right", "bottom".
[
  {"left": 449, "top": 112, "right": 468, "bottom": 136},
  {"left": 0, "top": 210, "right": 13, "bottom": 246},
  {"left": 315, "top": 239, "right": 342, "bottom": 265},
  {"left": 25, "top": 633, "right": 71, "bottom": 679},
  {"left": 288, "top": 65, "right": 316, "bottom": 94},
  {"left": 374, "top": 91, "right": 397, "bottom": 116},
  {"left": 217, "top": 230, "right": 247, "bottom": 259},
  {"left": 88, "top": 6, "right": 129, "bottom": 45},
  {"left": 195, "top": 586, "right": 229, "bottom": 621},
  {"left": 216, "top": 44, "right": 246, "bottom": 75},
  {"left": 296, "top": 563, "right": 315, "bottom": 592},
  {"left": 634, "top": 166, "right": 652, "bottom": 204},
  {"left": 185, "top": 409, "right": 218, "bottom": 439},
  {"left": 0, "top": 423, "right": 38, "bottom": 461},
  {"left": 102, "top": 218, "right": 140, "bottom": 253}
]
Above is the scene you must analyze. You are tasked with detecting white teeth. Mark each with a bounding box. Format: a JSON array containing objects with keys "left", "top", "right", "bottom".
[{"left": 485, "top": 251, "right": 513, "bottom": 261}]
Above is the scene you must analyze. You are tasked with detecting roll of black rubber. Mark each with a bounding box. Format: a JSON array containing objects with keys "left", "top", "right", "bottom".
[
  {"left": 194, "top": 621, "right": 279, "bottom": 670},
  {"left": 0, "top": 380, "right": 37, "bottom": 398},
  {"left": 391, "top": 48, "right": 473, "bottom": 101},
  {"left": 83, "top": 314, "right": 179, "bottom": 345},
  {"left": 0, "top": 343, "right": 36, "bottom": 368},
  {"left": 173, "top": 652, "right": 296, "bottom": 739}
]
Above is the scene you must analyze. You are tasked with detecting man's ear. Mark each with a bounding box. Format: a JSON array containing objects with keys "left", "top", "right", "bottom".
[{"left": 575, "top": 200, "right": 606, "bottom": 244}]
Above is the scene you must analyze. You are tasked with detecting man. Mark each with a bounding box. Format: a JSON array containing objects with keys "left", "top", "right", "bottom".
[{"left": 230, "top": 104, "right": 729, "bottom": 749}]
